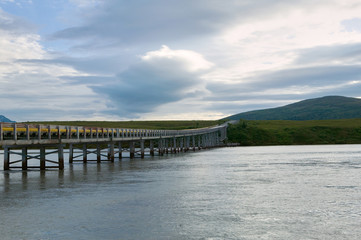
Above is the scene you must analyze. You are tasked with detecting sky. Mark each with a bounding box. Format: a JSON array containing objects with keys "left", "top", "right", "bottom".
[{"left": 1, "top": 0, "right": 361, "bottom": 122}]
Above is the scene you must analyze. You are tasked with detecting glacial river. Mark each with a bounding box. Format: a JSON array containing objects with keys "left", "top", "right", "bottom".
[{"left": 1, "top": 145, "right": 361, "bottom": 239}]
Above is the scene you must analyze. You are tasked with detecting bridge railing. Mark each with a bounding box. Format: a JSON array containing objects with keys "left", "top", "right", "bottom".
[{"left": 0, "top": 122, "right": 226, "bottom": 145}]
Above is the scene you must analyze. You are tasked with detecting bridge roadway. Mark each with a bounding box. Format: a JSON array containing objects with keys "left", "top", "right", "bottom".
[{"left": 0, "top": 123, "right": 227, "bottom": 170}]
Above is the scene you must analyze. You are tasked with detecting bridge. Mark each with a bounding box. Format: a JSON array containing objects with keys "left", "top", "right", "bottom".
[{"left": 0, "top": 123, "right": 227, "bottom": 170}]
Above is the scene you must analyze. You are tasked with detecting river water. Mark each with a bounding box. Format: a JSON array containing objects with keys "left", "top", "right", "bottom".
[{"left": 1, "top": 145, "right": 361, "bottom": 240}]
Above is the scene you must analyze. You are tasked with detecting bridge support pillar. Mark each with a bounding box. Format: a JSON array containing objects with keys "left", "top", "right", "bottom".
[
  {"left": 22, "top": 147, "right": 28, "bottom": 170},
  {"left": 165, "top": 139, "right": 169, "bottom": 154},
  {"left": 108, "top": 143, "right": 114, "bottom": 162},
  {"left": 97, "top": 144, "right": 101, "bottom": 163},
  {"left": 140, "top": 140, "right": 145, "bottom": 158},
  {"left": 3, "top": 147, "right": 9, "bottom": 170},
  {"left": 69, "top": 144, "right": 73, "bottom": 163},
  {"left": 58, "top": 144, "right": 64, "bottom": 170},
  {"left": 118, "top": 142, "right": 122, "bottom": 159},
  {"left": 83, "top": 144, "right": 87, "bottom": 163},
  {"left": 158, "top": 139, "right": 163, "bottom": 156},
  {"left": 40, "top": 147, "right": 46, "bottom": 170},
  {"left": 186, "top": 137, "right": 190, "bottom": 152},
  {"left": 180, "top": 138, "right": 184, "bottom": 152},
  {"left": 192, "top": 136, "right": 196, "bottom": 151},
  {"left": 172, "top": 138, "right": 176, "bottom": 153},
  {"left": 150, "top": 140, "right": 154, "bottom": 156},
  {"left": 202, "top": 135, "right": 206, "bottom": 149},
  {"left": 129, "top": 142, "right": 135, "bottom": 159}
]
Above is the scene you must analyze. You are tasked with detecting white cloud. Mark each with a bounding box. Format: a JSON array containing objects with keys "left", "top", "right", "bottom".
[
  {"left": 92, "top": 46, "right": 213, "bottom": 117},
  {"left": 0, "top": 12, "right": 108, "bottom": 121},
  {"left": 216, "top": 1, "right": 361, "bottom": 77},
  {"left": 142, "top": 45, "right": 213, "bottom": 72},
  {"left": 69, "top": 0, "right": 102, "bottom": 8}
]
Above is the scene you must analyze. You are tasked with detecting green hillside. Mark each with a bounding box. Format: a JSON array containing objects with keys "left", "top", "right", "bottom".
[
  {"left": 225, "top": 96, "right": 361, "bottom": 120},
  {"left": 227, "top": 119, "right": 361, "bottom": 145}
]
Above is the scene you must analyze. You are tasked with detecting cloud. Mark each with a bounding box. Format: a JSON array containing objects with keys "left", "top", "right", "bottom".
[
  {"left": 341, "top": 18, "right": 361, "bottom": 33},
  {"left": 50, "top": 0, "right": 325, "bottom": 50},
  {"left": 19, "top": 54, "right": 134, "bottom": 75},
  {"left": 295, "top": 43, "right": 361, "bottom": 65},
  {"left": 207, "top": 64, "right": 361, "bottom": 94},
  {"left": 0, "top": 7, "right": 35, "bottom": 33},
  {"left": 69, "top": 0, "right": 101, "bottom": 8},
  {"left": 0, "top": 9, "right": 111, "bottom": 121},
  {"left": 92, "top": 46, "right": 213, "bottom": 117},
  {"left": 51, "top": 0, "right": 235, "bottom": 43}
]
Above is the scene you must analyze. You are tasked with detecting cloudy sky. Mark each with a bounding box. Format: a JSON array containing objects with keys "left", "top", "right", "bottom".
[{"left": 1, "top": 0, "right": 361, "bottom": 121}]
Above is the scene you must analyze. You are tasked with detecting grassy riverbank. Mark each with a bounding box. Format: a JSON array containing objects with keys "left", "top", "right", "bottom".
[{"left": 227, "top": 119, "right": 361, "bottom": 145}]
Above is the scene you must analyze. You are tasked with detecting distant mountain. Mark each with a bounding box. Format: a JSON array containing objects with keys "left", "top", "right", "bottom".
[
  {"left": 224, "top": 96, "right": 361, "bottom": 120},
  {"left": 0, "top": 115, "right": 15, "bottom": 122}
]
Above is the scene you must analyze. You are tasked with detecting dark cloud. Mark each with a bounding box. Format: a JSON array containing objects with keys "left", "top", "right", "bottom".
[
  {"left": 91, "top": 56, "right": 206, "bottom": 117},
  {"left": 50, "top": 0, "right": 314, "bottom": 47},
  {"left": 206, "top": 101, "right": 291, "bottom": 115},
  {"left": 252, "top": 65, "right": 361, "bottom": 88},
  {"left": 296, "top": 43, "right": 361, "bottom": 64},
  {"left": 205, "top": 83, "right": 361, "bottom": 115},
  {"left": 18, "top": 54, "right": 134, "bottom": 75},
  {"left": 52, "top": 0, "right": 237, "bottom": 43},
  {"left": 205, "top": 64, "right": 361, "bottom": 112},
  {"left": 208, "top": 65, "right": 361, "bottom": 92},
  {"left": 60, "top": 75, "right": 117, "bottom": 84}
]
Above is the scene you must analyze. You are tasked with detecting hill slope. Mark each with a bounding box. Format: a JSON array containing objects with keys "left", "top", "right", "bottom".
[
  {"left": 227, "top": 119, "right": 361, "bottom": 145},
  {"left": 0, "top": 115, "right": 14, "bottom": 122},
  {"left": 225, "top": 96, "right": 361, "bottom": 120}
]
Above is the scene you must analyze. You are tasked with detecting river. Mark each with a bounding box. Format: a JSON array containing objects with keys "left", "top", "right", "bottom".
[{"left": 1, "top": 145, "right": 361, "bottom": 239}]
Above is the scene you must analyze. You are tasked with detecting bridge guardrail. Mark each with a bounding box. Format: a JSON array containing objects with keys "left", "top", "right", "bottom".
[{"left": 0, "top": 122, "right": 226, "bottom": 146}]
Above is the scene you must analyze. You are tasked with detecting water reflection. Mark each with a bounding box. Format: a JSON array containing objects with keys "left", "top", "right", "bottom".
[
  {"left": 1, "top": 146, "right": 361, "bottom": 239},
  {"left": 1, "top": 169, "right": 66, "bottom": 193},
  {"left": 0, "top": 157, "right": 162, "bottom": 195}
]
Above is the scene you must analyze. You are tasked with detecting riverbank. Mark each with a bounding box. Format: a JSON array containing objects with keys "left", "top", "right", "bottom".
[{"left": 227, "top": 119, "right": 361, "bottom": 145}]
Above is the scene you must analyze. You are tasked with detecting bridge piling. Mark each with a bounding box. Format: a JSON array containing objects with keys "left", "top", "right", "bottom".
[
  {"left": 97, "top": 144, "right": 101, "bottom": 163},
  {"left": 22, "top": 147, "right": 27, "bottom": 170},
  {"left": 140, "top": 140, "right": 145, "bottom": 158},
  {"left": 83, "top": 144, "right": 87, "bottom": 163},
  {"left": 40, "top": 147, "right": 46, "bottom": 170},
  {"left": 58, "top": 144, "right": 64, "bottom": 170},
  {"left": 150, "top": 140, "right": 154, "bottom": 156},
  {"left": 4, "top": 147, "right": 9, "bottom": 170},
  {"left": 109, "top": 143, "right": 115, "bottom": 162},
  {"left": 69, "top": 144, "right": 73, "bottom": 163},
  {"left": 118, "top": 142, "right": 122, "bottom": 159},
  {"left": 129, "top": 142, "right": 135, "bottom": 159}
]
